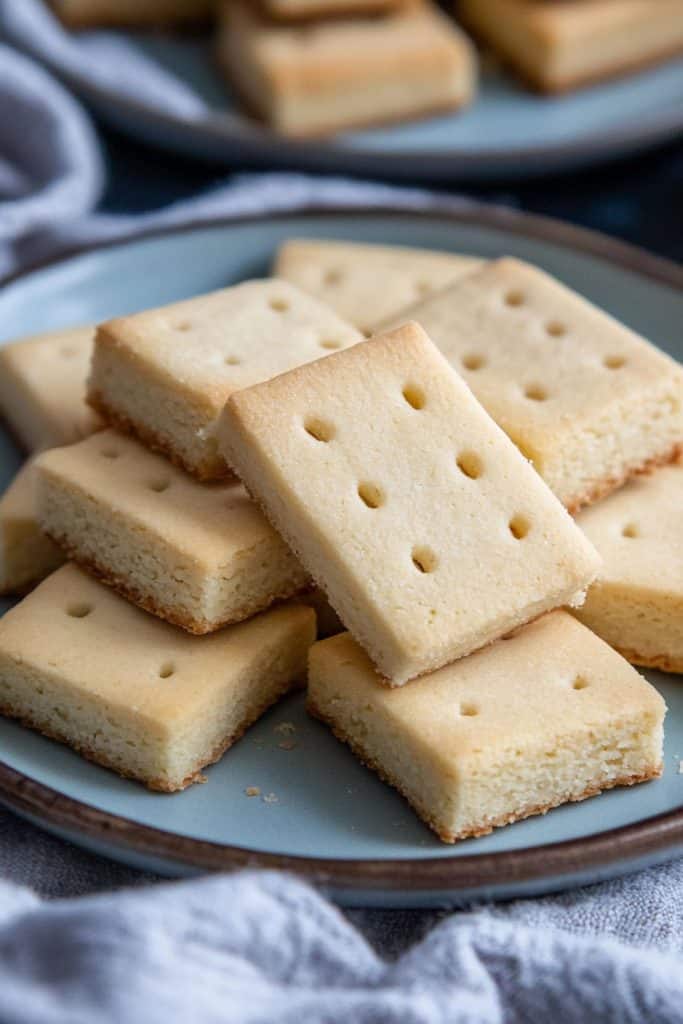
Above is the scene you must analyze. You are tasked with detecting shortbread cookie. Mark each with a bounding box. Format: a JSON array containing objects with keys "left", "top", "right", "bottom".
[
  {"left": 219, "top": 322, "right": 600, "bottom": 685},
  {"left": 34, "top": 430, "right": 310, "bottom": 634},
  {"left": 50, "top": 0, "right": 213, "bottom": 28},
  {"left": 0, "top": 462, "right": 64, "bottom": 596},
  {"left": 0, "top": 326, "right": 101, "bottom": 452},
  {"left": 384, "top": 258, "right": 683, "bottom": 512},
  {"left": 308, "top": 612, "right": 665, "bottom": 842},
  {"left": 264, "top": 0, "right": 405, "bottom": 18},
  {"left": 0, "top": 565, "right": 315, "bottom": 792},
  {"left": 575, "top": 463, "right": 683, "bottom": 674},
  {"left": 218, "top": 0, "right": 476, "bottom": 137},
  {"left": 88, "top": 280, "right": 362, "bottom": 481},
  {"left": 458, "top": 0, "right": 683, "bottom": 93},
  {"left": 274, "top": 240, "right": 482, "bottom": 335}
]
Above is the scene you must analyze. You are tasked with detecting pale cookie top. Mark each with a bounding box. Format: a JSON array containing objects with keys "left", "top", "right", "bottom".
[
  {"left": 467, "top": 0, "right": 683, "bottom": 41},
  {"left": 227, "top": 0, "right": 475, "bottom": 88},
  {"left": 221, "top": 322, "right": 600, "bottom": 678},
  {"left": 0, "top": 564, "right": 314, "bottom": 728},
  {"left": 577, "top": 463, "right": 683, "bottom": 594},
  {"left": 386, "top": 258, "right": 683, "bottom": 463},
  {"left": 311, "top": 612, "right": 665, "bottom": 766},
  {"left": 95, "top": 279, "right": 362, "bottom": 416},
  {"left": 34, "top": 430, "right": 287, "bottom": 572},
  {"left": 274, "top": 239, "right": 482, "bottom": 334},
  {"left": 0, "top": 326, "right": 101, "bottom": 449}
]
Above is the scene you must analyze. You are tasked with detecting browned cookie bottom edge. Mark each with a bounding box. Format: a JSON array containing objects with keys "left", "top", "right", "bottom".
[
  {"left": 565, "top": 442, "right": 683, "bottom": 516},
  {"left": 87, "top": 391, "right": 229, "bottom": 483},
  {"left": 308, "top": 697, "right": 662, "bottom": 843},
  {"left": 0, "top": 675, "right": 298, "bottom": 793}
]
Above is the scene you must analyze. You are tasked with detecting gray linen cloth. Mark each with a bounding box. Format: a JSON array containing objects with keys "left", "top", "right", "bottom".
[
  {"left": 0, "top": 5, "right": 681, "bottom": 1020},
  {"left": 1, "top": 862, "right": 683, "bottom": 1023}
]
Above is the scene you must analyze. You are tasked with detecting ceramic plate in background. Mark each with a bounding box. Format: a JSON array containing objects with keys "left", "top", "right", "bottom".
[
  {"left": 53, "top": 32, "right": 683, "bottom": 181},
  {"left": 0, "top": 206, "right": 682, "bottom": 906}
]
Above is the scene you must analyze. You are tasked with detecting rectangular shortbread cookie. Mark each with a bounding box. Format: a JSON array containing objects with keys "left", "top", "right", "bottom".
[
  {"left": 50, "top": 0, "right": 213, "bottom": 28},
  {"left": 0, "top": 565, "right": 316, "bottom": 792},
  {"left": 384, "top": 258, "right": 683, "bottom": 512},
  {"left": 219, "top": 322, "right": 601, "bottom": 685},
  {"left": 34, "top": 430, "right": 310, "bottom": 634},
  {"left": 88, "top": 280, "right": 362, "bottom": 481},
  {"left": 308, "top": 612, "right": 665, "bottom": 842},
  {"left": 575, "top": 463, "right": 683, "bottom": 674},
  {"left": 274, "top": 239, "right": 482, "bottom": 335},
  {"left": 0, "top": 462, "right": 64, "bottom": 596},
  {"left": 457, "top": 0, "right": 683, "bottom": 93},
  {"left": 0, "top": 326, "right": 101, "bottom": 452},
  {"left": 218, "top": 0, "right": 476, "bottom": 137}
]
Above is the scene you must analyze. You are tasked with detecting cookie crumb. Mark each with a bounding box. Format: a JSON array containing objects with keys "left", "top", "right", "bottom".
[
  {"left": 278, "top": 739, "right": 298, "bottom": 751},
  {"left": 245, "top": 786, "right": 261, "bottom": 797},
  {"left": 262, "top": 792, "right": 279, "bottom": 804},
  {"left": 274, "top": 721, "right": 296, "bottom": 736}
]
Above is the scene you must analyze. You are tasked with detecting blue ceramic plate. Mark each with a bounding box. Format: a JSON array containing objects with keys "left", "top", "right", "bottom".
[
  {"left": 0, "top": 207, "right": 682, "bottom": 906},
  {"left": 59, "top": 32, "right": 683, "bottom": 181}
]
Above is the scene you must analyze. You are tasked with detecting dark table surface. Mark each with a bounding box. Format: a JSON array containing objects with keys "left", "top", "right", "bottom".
[{"left": 101, "top": 128, "right": 683, "bottom": 264}]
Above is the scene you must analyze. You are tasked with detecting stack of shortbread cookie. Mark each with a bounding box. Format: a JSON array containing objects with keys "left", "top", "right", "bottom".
[
  {"left": 49, "top": 0, "right": 683, "bottom": 136},
  {"left": 0, "top": 238, "right": 680, "bottom": 843},
  {"left": 457, "top": 0, "right": 683, "bottom": 94},
  {"left": 217, "top": 0, "right": 477, "bottom": 137}
]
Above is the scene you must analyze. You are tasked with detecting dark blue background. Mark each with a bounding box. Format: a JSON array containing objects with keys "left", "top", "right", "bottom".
[{"left": 101, "top": 129, "right": 683, "bottom": 263}]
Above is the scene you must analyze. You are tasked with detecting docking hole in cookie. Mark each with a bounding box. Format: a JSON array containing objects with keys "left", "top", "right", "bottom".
[
  {"left": 402, "top": 384, "right": 426, "bottom": 410},
  {"left": 159, "top": 662, "right": 175, "bottom": 679},
  {"left": 67, "top": 602, "right": 93, "bottom": 619},
  {"left": 303, "top": 417, "right": 335, "bottom": 443},
  {"left": 411, "top": 546, "right": 437, "bottom": 574},
  {"left": 524, "top": 384, "right": 548, "bottom": 402},
  {"left": 269, "top": 298, "right": 289, "bottom": 313},
  {"left": 459, "top": 702, "right": 478, "bottom": 717},
  {"left": 604, "top": 355, "right": 626, "bottom": 369},
  {"left": 462, "top": 353, "right": 486, "bottom": 371},
  {"left": 504, "top": 289, "right": 524, "bottom": 307},
  {"left": 148, "top": 479, "right": 170, "bottom": 493},
  {"left": 509, "top": 515, "right": 530, "bottom": 540},
  {"left": 357, "top": 482, "right": 384, "bottom": 509},
  {"left": 572, "top": 675, "right": 589, "bottom": 690},
  {"left": 456, "top": 452, "right": 483, "bottom": 480},
  {"left": 545, "top": 321, "right": 566, "bottom": 337}
]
